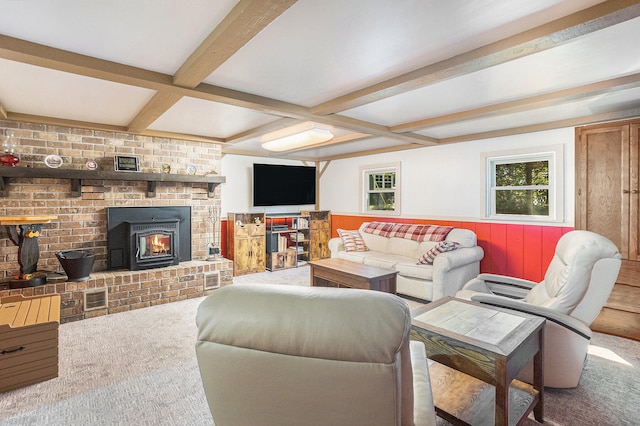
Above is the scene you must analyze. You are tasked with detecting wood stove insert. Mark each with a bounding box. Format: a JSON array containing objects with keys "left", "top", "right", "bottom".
[{"left": 106, "top": 206, "right": 191, "bottom": 271}]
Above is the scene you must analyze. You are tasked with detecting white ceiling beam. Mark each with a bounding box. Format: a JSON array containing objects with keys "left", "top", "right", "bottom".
[
  {"left": 438, "top": 106, "right": 640, "bottom": 144},
  {"left": 393, "top": 72, "right": 640, "bottom": 132}
]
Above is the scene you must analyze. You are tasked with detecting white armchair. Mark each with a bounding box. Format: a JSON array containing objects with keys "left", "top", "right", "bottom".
[
  {"left": 196, "top": 283, "right": 436, "bottom": 426},
  {"left": 456, "top": 230, "right": 622, "bottom": 388}
]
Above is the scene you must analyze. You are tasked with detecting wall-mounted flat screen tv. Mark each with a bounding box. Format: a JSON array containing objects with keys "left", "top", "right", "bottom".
[{"left": 253, "top": 163, "right": 316, "bottom": 206}]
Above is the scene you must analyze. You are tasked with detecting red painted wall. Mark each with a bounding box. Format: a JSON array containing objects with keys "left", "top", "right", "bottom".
[{"left": 221, "top": 215, "right": 572, "bottom": 283}]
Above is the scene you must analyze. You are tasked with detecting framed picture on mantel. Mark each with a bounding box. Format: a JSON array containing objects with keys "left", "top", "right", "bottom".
[{"left": 114, "top": 155, "right": 140, "bottom": 172}]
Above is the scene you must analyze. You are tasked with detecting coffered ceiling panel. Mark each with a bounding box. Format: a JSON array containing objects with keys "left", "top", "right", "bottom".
[
  {"left": 0, "top": 0, "right": 238, "bottom": 74},
  {"left": 0, "top": 58, "right": 155, "bottom": 125},
  {"left": 148, "top": 97, "right": 280, "bottom": 139}
]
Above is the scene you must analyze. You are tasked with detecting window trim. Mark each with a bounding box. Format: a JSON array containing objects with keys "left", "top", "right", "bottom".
[
  {"left": 481, "top": 145, "right": 563, "bottom": 223},
  {"left": 359, "top": 162, "right": 401, "bottom": 216}
]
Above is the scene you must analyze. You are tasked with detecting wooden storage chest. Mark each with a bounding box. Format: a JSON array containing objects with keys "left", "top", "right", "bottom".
[{"left": 0, "top": 294, "right": 61, "bottom": 392}]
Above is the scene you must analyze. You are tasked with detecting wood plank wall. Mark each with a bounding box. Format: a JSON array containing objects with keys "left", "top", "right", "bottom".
[
  {"left": 222, "top": 215, "right": 573, "bottom": 283},
  {"left": 329, "top": 215, "right": 573, "bottom": 282}
]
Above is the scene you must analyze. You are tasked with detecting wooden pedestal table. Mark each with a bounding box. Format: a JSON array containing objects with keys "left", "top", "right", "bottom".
[
  {"left": 0, "top": 215, "right": 58, "bottom": 288},
  {"left": 411, "top": 297, "right": 545, "bottom": 426},
  {"left": 309, "top": 258, "right": 398, "bottom": 294}
]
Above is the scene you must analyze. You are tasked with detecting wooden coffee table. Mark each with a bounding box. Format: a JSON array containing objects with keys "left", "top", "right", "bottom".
[
  {"left": 309, "top": 258, "right": 398, "bottom": 294},
  {"left": 411, "top": 297, "right": 545, "bottom": 426}
]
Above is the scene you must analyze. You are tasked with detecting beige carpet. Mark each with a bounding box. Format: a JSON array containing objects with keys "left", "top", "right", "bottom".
[{"left": 1, "top": 265, "right": 638, "bottom": 425}]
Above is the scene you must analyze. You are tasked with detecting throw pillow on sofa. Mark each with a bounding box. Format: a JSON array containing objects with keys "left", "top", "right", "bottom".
[
  {"left": 418, "top": 241, "right": 459, "bottom": 264},
  {"left": 337, "top": 229, "right": 369, "bottom": 252}
]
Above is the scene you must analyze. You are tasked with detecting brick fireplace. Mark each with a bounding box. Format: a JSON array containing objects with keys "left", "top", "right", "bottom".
[{"left": 0, "top": 119, "right": 232, "bottom": 323}]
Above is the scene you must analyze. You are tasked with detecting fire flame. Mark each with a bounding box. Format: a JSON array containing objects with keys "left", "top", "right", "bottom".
[{"left": 151, "top": 234, "right": 167, "bottom": 254}]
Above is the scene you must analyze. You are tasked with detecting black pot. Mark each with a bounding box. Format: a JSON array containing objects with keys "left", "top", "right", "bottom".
[{"left": 56, "top": 250, "right": 96, "bottom": 282}]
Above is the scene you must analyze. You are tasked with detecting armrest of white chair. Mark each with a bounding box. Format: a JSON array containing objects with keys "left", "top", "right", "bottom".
[
  {"left": 409, "top": 341, "right": 436, "bottom": 426},
  {"left": 469, "top": 294, "right": 592, "bottom": 339},
  {"left": 460, "top": 273, "right": 537, "bottom": 299},
  {"left": 476, "top": 273, "right": 538, "bottom": 290}
]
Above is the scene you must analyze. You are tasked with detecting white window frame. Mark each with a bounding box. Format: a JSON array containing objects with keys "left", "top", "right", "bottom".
[
  {"left": 481, "top": 145, "right": 563, "bottom": 223},
  {"left": 360, "top": 162, "right": 401, "bottom": 216}
]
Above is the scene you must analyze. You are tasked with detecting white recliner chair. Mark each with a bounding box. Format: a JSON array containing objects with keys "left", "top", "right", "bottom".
[
  {"left": 196, "top": 283, "right": 436, "bottom": 426},
  {"left": 456, "top": 230, "right": 621, "bottom": 388}
]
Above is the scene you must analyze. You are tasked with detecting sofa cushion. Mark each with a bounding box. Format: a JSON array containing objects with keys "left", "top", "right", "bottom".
[
  {"left": 386, "top": 237, "right": 421, "bottom": 258},
  {"left": 362, "top": 253, "right": 408, "bottom": 269},
  {"left": 417, "top": 241, "right": 439, "bottom": 255},
  {"left": 337, "top": 229, "right": 368, "bottom": 252},
  {"left": 359, "top": 226, "right": 390, "bottom": 253},
  {"left": 396, "top": 262, "right": 434, "bottom": 280},
  {"left": 418, "top": 241, "right": 460, "bottom": 264},
  {"left": 336, "top": 251, "right": 366, "bottom": 263}
]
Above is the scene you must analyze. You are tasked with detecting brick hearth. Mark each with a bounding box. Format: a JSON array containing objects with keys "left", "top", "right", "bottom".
[
  {"left": 0, "top": 119, "right": 232, "bottom": 322},
  {"left": 2, "top": 261, "right": 232, "bottom": 323}
]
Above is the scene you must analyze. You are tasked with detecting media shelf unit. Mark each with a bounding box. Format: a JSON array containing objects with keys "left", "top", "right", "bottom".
[
  {"left": 0, "top": 167, "right": 226, "bottom": 198},
  {"left": 265, "top": 213, "right": 311, "bottom": 271}
]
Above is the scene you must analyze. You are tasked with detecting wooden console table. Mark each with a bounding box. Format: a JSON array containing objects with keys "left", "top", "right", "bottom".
[
  {"left": 0, "top": 167, "right": 225, "bottom": 198},
  {"left": 411, "top": 297, "right": 545, "bottom": 426}
]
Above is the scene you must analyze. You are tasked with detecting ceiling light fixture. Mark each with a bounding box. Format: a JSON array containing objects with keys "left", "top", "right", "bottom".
[{"left": 261, "top": 128, "right": 334, "bottom": 152}]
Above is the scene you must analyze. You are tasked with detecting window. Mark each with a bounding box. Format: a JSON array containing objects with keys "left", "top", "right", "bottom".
[
  {"left": 482, "top": 145, "right": 563, "bottom": 222},
  {"left": 360, "top": 162, "right": 401, "bottom": 215}
]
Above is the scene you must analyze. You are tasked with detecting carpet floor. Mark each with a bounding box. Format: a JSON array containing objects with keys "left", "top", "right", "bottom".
[{"left": 1, "top": 266, "right": 638, "bottom": 425}]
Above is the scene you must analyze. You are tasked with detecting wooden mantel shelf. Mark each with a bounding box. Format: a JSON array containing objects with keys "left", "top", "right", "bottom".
[
  {"left": 0, "top": 167, "right": 226, "bottom": 198},
  {"left": 0, "top": 215, "right": 58, "bottom": 225}
]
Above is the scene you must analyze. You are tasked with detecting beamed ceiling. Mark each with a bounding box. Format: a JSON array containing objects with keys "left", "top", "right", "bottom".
[{"left": 1, "top": 0, "right": 640, "bottom": 161}]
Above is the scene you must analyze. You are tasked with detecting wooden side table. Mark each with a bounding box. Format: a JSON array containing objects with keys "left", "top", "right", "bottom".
[{"left": 411, "top": 297, "right": 545, "bottom": 426}]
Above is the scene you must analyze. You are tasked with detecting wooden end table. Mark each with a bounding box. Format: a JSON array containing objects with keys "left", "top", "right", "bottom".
[
  {"left": 411, "top": 297, "right": 545, "bottom": 426},
  {"left": 309, "top": 258, "right": 398, "bottom": 294}
]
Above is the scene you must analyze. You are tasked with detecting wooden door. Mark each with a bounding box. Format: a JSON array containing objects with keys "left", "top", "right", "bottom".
[
  {"left": 249, "top": 236, "right": 265, "bottom": 273},
  {"left": 234, "top": 237, "right": 250, "bottom": 275},
  {"left": 247, "top": 223, "right": 265, "bottom": 273},
  {"left": 308, "top": 212, "right": 331, "bottom": 261},
  {"left": 576, "top": 121, "right": 640, "bottom": 341},
  {"left": 309, "top": 229, "right": 331, "bottom": 260},
  {"left": 575, "top": 124, "right": 630, "bottom": 257},
  {"left": 309, "top": 229, "right": 321, "bottom": 261}
]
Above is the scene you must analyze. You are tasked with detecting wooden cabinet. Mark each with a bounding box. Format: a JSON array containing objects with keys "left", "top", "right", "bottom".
[
  {"left": 0, "top": 294, "right": 60, "bottom": 392},
  {"left": 227, "top": 213, "right": 266, "bottom": 276},
  {"left": 576, "top": 120, "right": 640, "bottom": 341},
  {"left": 304, "top": 210, "right": 331, "bottom": 261},
  {"left": 265, "top": 214, "right": 310, "bottom": 271}
]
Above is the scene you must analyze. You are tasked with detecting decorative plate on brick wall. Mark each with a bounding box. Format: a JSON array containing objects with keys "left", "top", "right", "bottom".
[{"left": 44, "top": 154, "right": 63, "bottom": 168}]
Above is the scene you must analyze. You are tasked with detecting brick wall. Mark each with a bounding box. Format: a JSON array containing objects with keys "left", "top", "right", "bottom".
[{"left": 0, "top": 119, "right": 231, "bottom": 322}]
